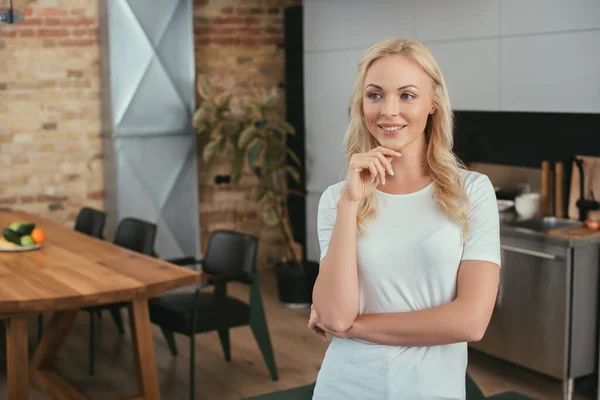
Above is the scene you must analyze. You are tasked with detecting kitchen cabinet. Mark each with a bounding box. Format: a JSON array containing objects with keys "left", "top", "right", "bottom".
[{"left": 469, "top": 228, "right": 600, "bottom": 400}]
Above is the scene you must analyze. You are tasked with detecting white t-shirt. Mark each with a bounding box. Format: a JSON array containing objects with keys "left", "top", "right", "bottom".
[{"left": 313, "top": 169, "right": 501, "bottom": 400}]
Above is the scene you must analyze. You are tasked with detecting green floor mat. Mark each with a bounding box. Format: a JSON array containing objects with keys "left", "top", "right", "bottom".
[
  {"left": 242, "top": 383, "right": 315, "bottom": 400},
  {"left": 243, "top": 376, "right": 534, "bottom": 399}
]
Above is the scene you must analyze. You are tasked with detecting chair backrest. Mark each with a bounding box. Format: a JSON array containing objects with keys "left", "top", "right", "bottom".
[
  {"left": 113, "top": 217, "right": 157, "bottom": 256},
  {"left": 202, "top": 230, "right": 258, "bottom": 283},
  {"left": 74, "top": 207, "right": 106, "bottom": 239}
]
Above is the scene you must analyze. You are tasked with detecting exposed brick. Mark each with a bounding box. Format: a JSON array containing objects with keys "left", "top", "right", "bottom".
[
  {"left": 38, "top": 28, "right": 69, "bottom": 37},
  {"left": 0, "top": 83, "right": 6, "bottom": 90},
  {"left": 0, "top": 40, "right": 4, "bottom": 49},
  {"left": 21, "top": 8, "right": 33, "bottom": 16},
  {"left": 67, "top": 70, "right": 83, "bottom": 78},
  {"left": 42, "top": 122, "right": 58, "bottom": 130},
  {"left": 59, "top": 38, "right": 96, "bottom": 47},
  {"left": 221, "top": 7, "right": 233, "bottom": 14},
  {"left": 268, "top": 7, "right": 280, "bottom": 15},
  {"left": 0, "top": 197, "right": 17, "bottom": 205},
  {"left": 0, "top": 31, "right": 16, "bottom": 38},
  {"left": 38, "top": 195, "right": 69, "bottom": 202},
  {"left": 39, "top": 143, "right": 55, "bottom": 152},
  {"left": 44, "top": 18, "right": 61, "bottom": 26},
  {"left": 36, "top": 8, "right": 69, "bottom": 17},
  {"left": 17, "top": 29, "right": 35, "bottom": 37},
  {"left": 70, "top": 8, "right": 87, "bottom": 16},
  {"left": 20, "top": 18, "right": 43, "bottom": 26},
  {"left": 63, "top": 17, "right": 95, "bottom": 26},
  {"left": 87, "top": 190, "right": 104, "bottom": 200}
]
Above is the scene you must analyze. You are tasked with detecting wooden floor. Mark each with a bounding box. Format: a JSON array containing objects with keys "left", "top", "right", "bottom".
[{"left": 0, "top": 268, "right": 597, "bottom": 399}]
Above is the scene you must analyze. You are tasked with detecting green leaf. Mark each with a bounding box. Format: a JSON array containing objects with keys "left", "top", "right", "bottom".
[
  {"left": 249, "top": 101, "right": 263, "bottom": 118},
  {"left": 238, "top": 125, "right": 257, "bottom": 148},
  {"left": 217, "top": 93, "right": 232, "bottom": 110},
  {"left": 203, "top": 101, "right": 217, "bottom": 113},
  {"left": 247, "top": 141, "right": 264, "bottom": 168},
  {"left": 202, "top": 138, "right": 221, "bottom": 163},
  {"left": 271, "top": 129, "right": 283, "bottom": 142},
  {"left": 264, "top": 94, "right": 277, "bottom": 106},
  {"left": 287, "top": 148, "right": 301, "bottom": 166},
  {"left": 254, "top": 118, "right": 268, "bottom": 129},
  {"left": 262, "top": 205, "right": 279, "bottom": 226},
  {"left": 286, "top": 166, "right": 301, "bottom": 184},
  {"left": 273, "top": 119, "right": 296, "bottom": 135},
  {"left": 250, "top": 186, "right": 266, "bottom": 202},
  {"left": 231, "top": 150, "right": 244, "bottom": 186},
  {"left": 197, "top": 75, "right": 212, "bottom": 99}
]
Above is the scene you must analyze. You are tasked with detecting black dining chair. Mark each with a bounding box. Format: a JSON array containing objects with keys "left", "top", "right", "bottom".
[
  {"left": 148, "top": 230, "right": 278, "bottom": 400},
  {"left": 37, "top": 207, "right": 107, "bottom": 343},
  {"left": 84, "top": 217, "right": 157, "bottom": 376}
]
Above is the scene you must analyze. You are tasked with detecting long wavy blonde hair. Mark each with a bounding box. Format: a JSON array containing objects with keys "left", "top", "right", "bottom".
[{"left": 344, "top": 38, "right": 470, "bottom": 235}]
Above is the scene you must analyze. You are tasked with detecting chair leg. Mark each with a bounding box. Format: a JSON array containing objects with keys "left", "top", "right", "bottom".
[
  {"left": 109, "top": 306, "right": 125, "bottom": 334},
  {"left": 249, "top": 280, "right": 278, "bottom": 381},
  {"left": 160, "top": 327, "right": 178, "bottom": 355},
  {"left": 89, "top": 312, "right": 95, "bottom": 376},
  {"left": 37, "top": 314, "right": 43, "bottom": 344},
  {"left": 190, "top": 334, "right": 195, "bottom": 400},
  {"left": 217, "top": 329, "right": 231, "bottom": 361}
]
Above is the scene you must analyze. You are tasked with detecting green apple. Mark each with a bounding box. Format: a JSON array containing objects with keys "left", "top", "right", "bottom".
[{"left": 9, "top": 222, "right": 22, "bottom": 232}]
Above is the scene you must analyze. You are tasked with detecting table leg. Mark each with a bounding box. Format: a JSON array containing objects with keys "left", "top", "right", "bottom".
[
  {"left": 6, "top": 316, "right": 29, "bottom": 400},
  {"left": 128, "top": 299, "right": 161, "bottom": 400},
  {"left": 30, "top": 310, "right": 88, "bottom": 400}
]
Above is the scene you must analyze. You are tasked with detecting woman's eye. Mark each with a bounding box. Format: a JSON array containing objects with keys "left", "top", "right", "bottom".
[
  {"left": 401, "top": 93, "right": 415, "bottom": 101},
  {"left": 368, "top": 92, "right": 382, "bottom": 100}
]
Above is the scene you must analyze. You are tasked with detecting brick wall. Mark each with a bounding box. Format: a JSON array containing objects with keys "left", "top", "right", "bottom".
[
  {"left": 193, "top": 0, "right": 301, "bottom": 267},
  {"left": 0, "top": 0, "right": 103, "bottom": 226}
]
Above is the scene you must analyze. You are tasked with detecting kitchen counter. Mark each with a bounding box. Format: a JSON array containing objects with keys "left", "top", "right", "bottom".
[{"left": 499, "top": 212, "right": 600, "bottom": 246}]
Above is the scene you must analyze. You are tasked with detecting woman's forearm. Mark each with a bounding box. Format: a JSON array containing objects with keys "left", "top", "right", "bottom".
[
  {"left": 312, "top": 198, "right": 360, "bottom": 332},
  {"left": 348, "top": 299, "right": 489, "bottom": 346}
]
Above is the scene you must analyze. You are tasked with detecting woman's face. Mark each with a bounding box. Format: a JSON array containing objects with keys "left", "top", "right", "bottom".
[{"left": 362, "top": 54, "right": 435, "bottom": 152}]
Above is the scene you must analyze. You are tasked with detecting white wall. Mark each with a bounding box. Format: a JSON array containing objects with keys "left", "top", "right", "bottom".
[{"left": 303, "top": 0, "right": 600, "bottom": 261}]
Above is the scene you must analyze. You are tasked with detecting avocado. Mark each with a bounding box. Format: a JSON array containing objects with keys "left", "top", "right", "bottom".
[
  {"left": 16, "top": 223, "right": 35, "bottom": 236},
  {"left": 2, "top": 228, "right": 21, "bottom": 245}
]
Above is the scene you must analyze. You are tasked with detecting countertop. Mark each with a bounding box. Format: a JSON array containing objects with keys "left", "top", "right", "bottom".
[{"left": 499, "top": 211, "right": 600, "bottom": 246}]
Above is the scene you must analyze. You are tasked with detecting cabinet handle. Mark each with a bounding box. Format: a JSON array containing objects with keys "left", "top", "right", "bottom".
[{"left": 500, "top": 244, "right": 561, "bottom": 260}]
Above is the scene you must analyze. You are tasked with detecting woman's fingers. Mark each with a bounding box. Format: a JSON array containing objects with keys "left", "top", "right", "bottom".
[
  {"left": 372, "top": 146, "right": 402, "bottom": 158},
  {"left": 375, "top": 152, "right": 394, "bottom": 177},
  {"left": 371, "top": 159, "right": 387, "bottom": 185}
]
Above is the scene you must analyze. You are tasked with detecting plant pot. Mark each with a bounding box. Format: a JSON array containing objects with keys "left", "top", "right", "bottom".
[{"left": 275, "top": 260, "right": 319, "bottom": 308}]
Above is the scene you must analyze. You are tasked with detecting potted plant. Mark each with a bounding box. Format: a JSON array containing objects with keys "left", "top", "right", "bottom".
[{"left": 193, "top": 75, "right": 318, "bottom": 307}]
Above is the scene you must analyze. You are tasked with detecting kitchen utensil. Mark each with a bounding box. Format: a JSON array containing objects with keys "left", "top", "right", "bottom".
[
  {"left": 555, "top": 161, "right": 565, "bottom": 218},
  {"left": 515, "top": 192, "right": 541, "bottom": 219},
  {"left": 541, "top": 160, "right": 551, "bottom": 216},
  {"left": 497, "top": 199, "right": 515, "bottom": 212},
  {"left": 568, "top": 155, "right": 600, "bottom": 221}
]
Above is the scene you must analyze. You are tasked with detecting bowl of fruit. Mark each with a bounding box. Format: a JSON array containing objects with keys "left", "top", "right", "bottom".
[{"left": 0, "top": 221, "right": 46, "bottom": 252}]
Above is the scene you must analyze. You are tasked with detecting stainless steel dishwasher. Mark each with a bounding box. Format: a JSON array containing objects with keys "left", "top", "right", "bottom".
[{"left": 468, "top": 217, "right": 600, "bottom": 400}]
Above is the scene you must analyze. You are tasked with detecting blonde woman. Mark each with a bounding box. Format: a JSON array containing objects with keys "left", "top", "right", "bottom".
[{"left": 308, "top": 39, "right": 501, "bottom": 399}]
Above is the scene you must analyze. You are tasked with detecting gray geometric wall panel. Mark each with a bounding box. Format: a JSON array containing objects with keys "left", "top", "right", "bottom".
[{"left": 100, "top": 0, "right": 200, "bottom": 260}]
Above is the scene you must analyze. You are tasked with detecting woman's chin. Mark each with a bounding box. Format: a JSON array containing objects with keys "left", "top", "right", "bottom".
[{"left": 376, "top": 136, "right": 404, "bottom": 151}]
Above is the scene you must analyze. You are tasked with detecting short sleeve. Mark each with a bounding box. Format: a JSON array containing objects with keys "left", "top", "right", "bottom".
[
  {"left": 317, "top": 185, "right": 340, "bottom": 262},
  {"left": 461, "top": 174, "right": 501, "bottom": 266}
]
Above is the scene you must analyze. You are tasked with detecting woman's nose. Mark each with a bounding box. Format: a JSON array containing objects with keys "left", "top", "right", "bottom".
[{"left": 381, "top": 97, "right": 400, "bottom": 117}]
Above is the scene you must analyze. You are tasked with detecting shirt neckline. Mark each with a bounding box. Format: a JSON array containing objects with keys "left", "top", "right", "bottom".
[{"left": 374, "top": 181, "right": 434, "bottom": 198}]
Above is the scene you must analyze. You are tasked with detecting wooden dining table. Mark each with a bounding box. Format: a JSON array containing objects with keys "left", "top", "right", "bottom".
[{"left": 0, "top": 210, "right": 201, "bottom": 400}]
